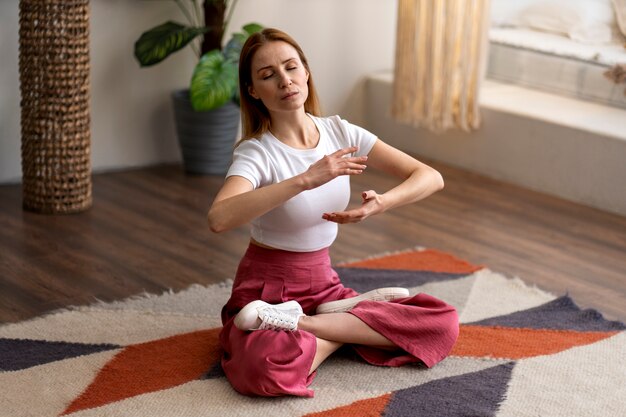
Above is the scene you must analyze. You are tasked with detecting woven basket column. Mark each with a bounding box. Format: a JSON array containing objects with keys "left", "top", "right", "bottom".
[{"left": 19, "top": 0, "right": 92, "bottom": 213}]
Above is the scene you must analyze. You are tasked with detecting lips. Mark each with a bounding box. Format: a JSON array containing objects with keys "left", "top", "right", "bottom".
[{"left": 281, "top": 91, "right": 299, "bottom": 100}]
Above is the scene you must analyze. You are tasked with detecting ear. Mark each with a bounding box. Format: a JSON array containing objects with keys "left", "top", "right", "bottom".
[{"left": 248, "top": 85, "right": 259, "bottom": 100}]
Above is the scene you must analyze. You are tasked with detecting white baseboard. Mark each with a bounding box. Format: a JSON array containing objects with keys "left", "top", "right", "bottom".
[{"left": 364, "top": 73, "right": 626, "bottom": 216}]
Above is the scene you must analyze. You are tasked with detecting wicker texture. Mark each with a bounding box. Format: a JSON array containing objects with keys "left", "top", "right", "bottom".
[{"left": 19, "top": 0, "right": 92, "bottom": 214}]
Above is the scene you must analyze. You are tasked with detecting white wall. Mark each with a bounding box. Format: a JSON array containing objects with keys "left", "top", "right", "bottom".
[
  {"left": 0, "top": 1, "right": 22, "bottom": 184},
  {"left": 0, "top": 0, "right": 397, "bottom": 183}
]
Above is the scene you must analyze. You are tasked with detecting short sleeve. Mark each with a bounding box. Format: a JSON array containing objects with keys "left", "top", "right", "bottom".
[
  {"left": 337, "top": 117, "right": 378, "bottom": 157},
  {"left": 225, "top": 140, "right": 272, "bottom": 189}
]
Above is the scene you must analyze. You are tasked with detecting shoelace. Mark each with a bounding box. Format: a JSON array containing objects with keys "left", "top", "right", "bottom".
[{"left": 258, "top": 308, "right": 299, "bottom": 331}]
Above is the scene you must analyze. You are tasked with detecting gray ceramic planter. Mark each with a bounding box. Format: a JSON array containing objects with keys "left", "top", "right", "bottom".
[{"left": 171, "top": 89, "right": 240, "bottom": 175}]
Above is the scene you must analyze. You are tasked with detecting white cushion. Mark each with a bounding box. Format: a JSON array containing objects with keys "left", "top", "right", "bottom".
[{"left": 491, "top": 0, "right": 621, "bottom": 44}]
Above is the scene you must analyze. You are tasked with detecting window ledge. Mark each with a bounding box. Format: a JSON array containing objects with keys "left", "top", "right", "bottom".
[
  {"left": 368, "top": 72, "right": 626, "bottom": 143},
  {"left": 479, "top": 80, "right": 626, "bottom": 142}
]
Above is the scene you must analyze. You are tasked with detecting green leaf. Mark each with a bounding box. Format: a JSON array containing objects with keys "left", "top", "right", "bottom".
[
  {"left": 242, "top": 23, "right": 264, "bottom": 36},
  {"left": 223, "top": 24, "right": 264, "bottom": 63},
  {"left": 223, "top": 34, "right": 245, "bottom": 63},
  {"left": 190, "top": 50, "right": 238, "bottom": 111},
  {"left": 134, "top": 21, "right": 207, "bottom": 67}
]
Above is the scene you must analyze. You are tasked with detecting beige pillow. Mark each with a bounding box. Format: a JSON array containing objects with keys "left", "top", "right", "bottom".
[
  {"left": 492, "top": 0, "right": 623, "bottom": 43},
  {"left": 516, "top": 0, "right": 616, "bottom": 44}
]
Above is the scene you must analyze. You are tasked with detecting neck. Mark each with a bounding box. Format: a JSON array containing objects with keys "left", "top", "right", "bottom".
[{"left": 269, "top": 110, "right": 319, "bottom": 149}]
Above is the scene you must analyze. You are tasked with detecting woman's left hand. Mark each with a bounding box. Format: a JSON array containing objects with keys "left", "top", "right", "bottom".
[{"left": 322, "top": 190, "right": 385, "bottom": 224}]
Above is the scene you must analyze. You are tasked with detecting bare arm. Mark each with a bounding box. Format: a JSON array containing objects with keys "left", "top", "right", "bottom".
[
  {"left": 207, "top": 175, "right": 303, "bottom": 233},
  {"left": 208, "top": 146, "right": 368, "bottom": 233},
  {"left": 322, "top": 139, "right": 443, "bottom": 224}
]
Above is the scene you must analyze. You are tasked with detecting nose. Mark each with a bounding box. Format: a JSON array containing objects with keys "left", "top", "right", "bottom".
[{"left": 278, "top": 70, "right": 292, "bottom": 88}]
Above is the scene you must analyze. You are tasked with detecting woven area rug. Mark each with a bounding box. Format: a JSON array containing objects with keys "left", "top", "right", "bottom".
[{"left": 1, "top": 248, "right": 624, "bottom": 417}]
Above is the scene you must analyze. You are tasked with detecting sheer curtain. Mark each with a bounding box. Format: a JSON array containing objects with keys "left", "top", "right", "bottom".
[{"left": 392, "top": 0, "right": 491, "bottom": 133}]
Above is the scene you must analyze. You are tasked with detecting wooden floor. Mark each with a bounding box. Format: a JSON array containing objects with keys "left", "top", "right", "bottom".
[{"left": 1, "top": 160, "right": 625, "bottom": 324}]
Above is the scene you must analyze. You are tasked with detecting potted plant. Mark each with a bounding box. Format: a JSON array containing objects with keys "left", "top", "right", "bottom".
[{"left": 134, "top": 1, "right": 262, "bottom": 175}]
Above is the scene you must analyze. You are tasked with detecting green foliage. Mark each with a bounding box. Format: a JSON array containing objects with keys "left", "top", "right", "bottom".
[
  {"left": 133, "top": 1, "right": 263, "bottom": 111},
  {"left": 222, "top": 23, "right": 263, "bottom": 62},
  {"left": 190, "top": 50, "right": 238, "bottom": 110},
  {"left": 190, "top": 23, "right": 262, "bottom": 110},
  {"left": 134, "top": 21, "right": 208, "bottom": 67}
]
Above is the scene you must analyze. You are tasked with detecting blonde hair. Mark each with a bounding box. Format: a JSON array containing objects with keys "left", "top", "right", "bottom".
[{"left": 238, "top": 28, "right": 321, "bottom": 142}]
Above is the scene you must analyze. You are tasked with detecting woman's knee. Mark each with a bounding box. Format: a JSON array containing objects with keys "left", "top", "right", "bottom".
[
  {"left": 225, "top": 351, "right": 313, "bottom": 397},
  {"left": 223, "top": 354, "right": 281, "bottom": 396},
  {"left": 223, "top": 334, "right": 315, "bottom": 397}
]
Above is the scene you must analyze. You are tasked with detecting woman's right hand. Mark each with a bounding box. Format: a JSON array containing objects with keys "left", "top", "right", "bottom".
[{"left": 300, "top": 147, "right": 368, "bottom": 190}]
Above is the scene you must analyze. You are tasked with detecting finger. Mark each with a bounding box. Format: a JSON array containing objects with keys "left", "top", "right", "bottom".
[
  {"left": 362, "top": 190, "right": 376, "bottom": 200},
  {"left": 342, "top": 155, "right": 368, "bottom": 163},
  {"left": 331, "top": 146, "right": 359, "bottom": 157},
  {"left": 323, "top": 212, "right": 345, "bottom": 222},
  {"left": 342, "top": 161, "right": 367, "bottom": 170},
  {"left": 342, "top": 154, "right": 367, "bottom": 161},
  {"left": 336, "top": 164, "right": 365, "bottom": 176},
  {"left": 323, "top": 213, "right": 351, "bottom": 224},
  {"left": 342, "top": 168, "right": 364, "bottom": 176},
  {"left": 323, "top": 210, "right": 364, "bottom": 224},
  {"left": 339, "top": 157, "right": 368, "bottom": 166}
]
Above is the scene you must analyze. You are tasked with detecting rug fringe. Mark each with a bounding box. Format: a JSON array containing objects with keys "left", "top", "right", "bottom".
[{"left": 0, "top": 282, "right": 235, "bottom": 328}]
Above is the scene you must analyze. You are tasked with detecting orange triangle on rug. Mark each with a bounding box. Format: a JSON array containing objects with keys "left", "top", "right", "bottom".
[
  {"left": 451, "top": 325, "right": 620, "bottom": 359},
  {"left": 62, "top": 327, "right": 222, "bottom": 415},
  {"left": 304, "top": 393, "right": 392, "bottom": 417},
  {"left": 341, "top": 249, "right": 483, "bottom": 274}
]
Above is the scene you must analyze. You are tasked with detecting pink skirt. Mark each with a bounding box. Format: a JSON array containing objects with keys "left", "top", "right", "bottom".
[{"left": 219, "top": 244, "right": 459, "bottom": 397}]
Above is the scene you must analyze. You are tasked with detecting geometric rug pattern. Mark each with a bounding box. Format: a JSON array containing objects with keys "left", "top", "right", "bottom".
[{"left": 1, "top": 248, "right": 624, "bottom": 417}]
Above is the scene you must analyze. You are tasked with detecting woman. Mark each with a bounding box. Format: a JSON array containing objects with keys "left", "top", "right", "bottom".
[{"left": 208, "top": 28, "right": 458, "bottom": 397}]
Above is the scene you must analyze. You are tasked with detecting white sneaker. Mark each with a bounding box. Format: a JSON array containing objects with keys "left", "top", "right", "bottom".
[
  {"left": 315, "top": 287, "right": 410, "bottom": 314},
  {"left": 234, "top": 300, "right": 304, "bottom": 331}
]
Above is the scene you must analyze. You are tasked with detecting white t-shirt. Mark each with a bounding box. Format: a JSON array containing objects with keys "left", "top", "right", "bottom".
[{"left": 226, "top": 114, "right": 377, "bottom": 252}]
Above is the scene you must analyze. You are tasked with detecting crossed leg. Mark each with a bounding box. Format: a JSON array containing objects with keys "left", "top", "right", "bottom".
[{"left": 298, "top": 313, "right": 396, "bottom": 374}]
